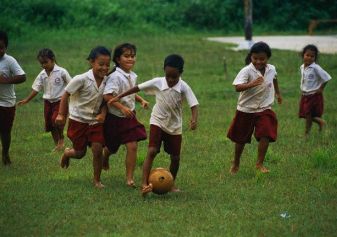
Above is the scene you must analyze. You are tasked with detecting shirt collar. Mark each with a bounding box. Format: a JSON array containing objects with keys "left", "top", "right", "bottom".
[
  {"left": 160, "top": 77, "right": 182, "bottom": 92},
  {"left": 249, "top": 63, "right": 270, "bottom": 75},
  {"left": 116, "top": 67, "right": 136, "bottom": 79},
  {"left": 42, "top": 64, "right": 61, "bottom": 76}
]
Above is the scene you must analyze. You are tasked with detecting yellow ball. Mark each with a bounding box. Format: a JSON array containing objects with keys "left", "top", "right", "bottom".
[{"left": 148, "top": 168, "right": 174, "bottom": 195}]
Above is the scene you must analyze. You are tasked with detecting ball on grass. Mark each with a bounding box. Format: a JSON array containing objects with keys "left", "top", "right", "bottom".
[{"left": 148, "top": 168, "right": 174, "bottom": 195}]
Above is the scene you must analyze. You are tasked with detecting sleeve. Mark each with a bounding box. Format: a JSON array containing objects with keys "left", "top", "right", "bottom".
[
  {"left": 314, "top": 65, "right": 332, "bottom": 82},
  {"left": 103, "top": 74, "right": 120, "bottom": 95},
  {"left": 62, "top": 69, "right": 72, "bottom": 84},
  {"left": 9, "top": 57, "right": 25, "bottom": 76},
  {"left": 31, "top": 73, "right": 43, "bottom": 92},
  {"left": 138, "top": 78, "right": 161, "bottom": 95},
  {"left": 182, "top": 82, "right": 199, "bottom": 108},
  {"left": 233, "top": 67, "right": 249, "bottom": 85},
  {"left": 65, "top": 76, "right": 83, "bottom": 94}
]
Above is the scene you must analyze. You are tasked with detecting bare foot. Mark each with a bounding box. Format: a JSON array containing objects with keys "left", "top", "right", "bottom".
[
  {"left": 127, "top": 180, "right": 137, "bottom": 188},
  {"left": 229, "top": 165, "right": 239, "bottom": 175},
  {"left": 256, "top": 164, "right": 270, "bottom": 173},
  {"left": 318, "top": 119, "right": 326, "bottom": 132},
  {"left": 141, "top": 183, "right": 153, "bottom": 197},
  {"left": 60, "top": 148, "right": 70, "bottom": 168},
  {"left": 94, "top": 181, "right": 105, "bottom": 189},
  {"left": 2, "top": 155, "right": 11, "bottom": 166},
  {"left": 170, "top": 186, "right": 181, "bottom": 193},
  {"left": 102, "top": 149, "right": 109, "bottom": 171}
]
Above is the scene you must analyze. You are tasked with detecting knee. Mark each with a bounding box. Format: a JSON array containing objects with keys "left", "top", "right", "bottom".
[
  {"left": 147, "top": 147, "right": 158, "bottom": 158},
  {"left": 74, "top": 150, "right": 86, "bottom": 159},
  {"left": 126, "top": 142, "right": 138, "bottom": 153}
]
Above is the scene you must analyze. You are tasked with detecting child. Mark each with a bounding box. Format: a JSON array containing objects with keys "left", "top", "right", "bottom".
[
  {"left": 102, "top": 43, "right": 148, "bottom": 188},
  {"left": 18, "top": 48, "right": 71, "bottom": 151},
  {"left": 0, "top": 30, "right": 26, "bottom": 165},
  {"left": 109, "top": 54, "right": 199, "bottom": 195},
  {"left": 227, "top": 41, "right": 282, "bottom": 174},
  {"left": 299, "top": 44, "right": 331, "bottom": 136},
  {"left": 55, "top": 46, "right": 111, "bottom": 188}
]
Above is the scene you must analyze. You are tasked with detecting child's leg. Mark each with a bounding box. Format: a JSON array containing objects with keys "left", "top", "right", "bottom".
[
  {"left": 256, "top": 137, "right": 270, "bottom": 173},
  {"left": 313, "top": 117, "right": 326, "bottom": 132},
  {"left": 141, "top": 147, "right": 158, "bottom": 194},
  {"left": 125, "top": 141, "right": 137, "bottom": 187},
  {"left": 102, "top": 147, "right": 111, "bottom": 170},
  {"left": 60, "top": 148, "right": 86, "bottom": 168},
  {"left": 230, "top": 143, "right": 245, "bottom": 174},
  {"left": 91, "top": 142, "right": 104, "bottom": 188},
  {"left": 305, "top": 115, "right": 313, "bottom": 135},
  {"left": 1, "top": 131, "right": 12, "bottom": 165},
  {"left": 169, "top": 154, "right": 181, "bottom": 192},
  {"left": 51, "top": 126, "right": 64, "bottom": 151}
]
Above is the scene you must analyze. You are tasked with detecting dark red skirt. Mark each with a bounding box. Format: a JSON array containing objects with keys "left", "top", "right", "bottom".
[{"left": 299, "top": 93, "right": 324, "bottom": 118}]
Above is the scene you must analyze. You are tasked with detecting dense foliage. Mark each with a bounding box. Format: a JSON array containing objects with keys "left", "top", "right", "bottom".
[{"left": 1, "top": 0, "right": 337, "bottom": 35}]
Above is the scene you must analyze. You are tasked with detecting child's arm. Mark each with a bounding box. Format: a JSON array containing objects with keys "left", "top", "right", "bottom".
[
  {"left": 0, "top": 74, "right": 26, "bottom": 84},
  {"left": 55, "top": 92, "right": 70, "bottom": 126},
  {"left": 135, "top": 94, "right": 149, "bottom": 109},
  {"left": 235, "top": 76, "right": 264, "bottom": 92},
  {"left": 17, "top": 90, "right": 39, "bottom": 106},
  {"left": 273, "top": 78, "right": 282, "bottom": 104},
  {"left": 104, "top": 94, "right": 135, "bottom": 118},
  {"left": 318, "top": 81, "right": 328, "bottom": 94},
  {"left": 190, "top": 105, "right": 199, "bottom": 130},
  {"left": 96, "top": 103, "right": 107, "bottom": 123},
  {"left": 107, "top": 86, "right": 141, "bottom": 105}
]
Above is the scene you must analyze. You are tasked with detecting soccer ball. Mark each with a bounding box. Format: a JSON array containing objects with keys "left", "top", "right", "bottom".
[{"left": 148, "top": 168, "right": 174, "bottom": 195}]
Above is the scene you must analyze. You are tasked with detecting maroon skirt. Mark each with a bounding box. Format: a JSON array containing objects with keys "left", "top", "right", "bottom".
[{"left": 299, "top": 93, "right": 324, "bottom": 118}]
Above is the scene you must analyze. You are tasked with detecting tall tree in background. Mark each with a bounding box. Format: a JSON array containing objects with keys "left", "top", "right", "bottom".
[{"left": 244, "top": 0, "right": 253, "bottom": 41}]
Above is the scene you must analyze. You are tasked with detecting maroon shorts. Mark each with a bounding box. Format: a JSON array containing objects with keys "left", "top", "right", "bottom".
[
  {"left": 149, "top": 124, "right": 182, "bottom": 156},
  {"left": 0, "top": 106, "right": 16, "bottom": 134},
  {"left": 44, "top": 100, "right": 65, "bottom": 132},
  {"left": 227, "top": 109, "right": 278, "bottom": 144},
  {"left": 299, "top": 93, "right": 324, "bottom": 118},
  {"left": 67, "top": 119, "right": 105, "bottom": 151},
  {"left": 104, "top": 113, "right": 147, "bottom": 154}
]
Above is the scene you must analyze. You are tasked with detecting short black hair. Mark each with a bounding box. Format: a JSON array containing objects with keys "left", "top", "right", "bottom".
[
  {"left": 164, "top": 54, "right": 184, "bottom": 73},
  {"left": 0, "top": 30, "right": 9, "bottom": 48},
  {"left": 112, "top": 43, "right": 136, "bottom": 67},
  {"left": 302, "top": 44, "right": 319, "bottom": 62},
  {"left": 37, "top": 48, "right": 56, "bottom": 61},
  {"left": 87, "top": 46, "right": 111, "bottom": 61},
  {"left": 245, "top": 41, "right": 272, "bottom": 65}
]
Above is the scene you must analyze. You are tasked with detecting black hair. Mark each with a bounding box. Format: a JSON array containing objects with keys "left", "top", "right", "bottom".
[
  {"left": 37, "top": 48, "right": 56, "bottom": 61},
  {"left": 112, "top": 43, "right": 136, "bottom": 66},
  {"left": 301, "top": 44, "right": 319, "bottom": 62},
  {"left": 245, "top": 41, "right": 272, "bottom": 65},
  {"left": 164, "top": 54, "right": 184, "bottom": 73},
  {"left": 87, "top": 46, "right": 111, "bottom": 61},
  {"left": 0, "top": 30, "right": 9, "bottom": 48}
]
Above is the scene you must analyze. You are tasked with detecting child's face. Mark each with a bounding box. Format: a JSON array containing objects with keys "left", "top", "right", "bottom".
[
  {"left": 303, "top": 49, "right": 316, "bottom": 66},
  {"left": 117, "top": 49, "right": 136, "bottom": 73},
  {"left": 164, "top": 66, "right": 181, "bottom": 88},
  {"left": 38, "top": 56, "right": 55, "bottom": 73},
  {"left": 0, "top": 40, "right": 6, "bottom": 58},
  {"left": 251, "top": 52, "right": 268, "bottom": 71},
  {"left": 90, "top": 54, "right": 110, "bottom": 80}
]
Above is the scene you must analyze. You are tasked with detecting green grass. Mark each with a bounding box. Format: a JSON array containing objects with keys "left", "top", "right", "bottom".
[{"left": 1, "top": 29, "right": 337, "bottom": 236}]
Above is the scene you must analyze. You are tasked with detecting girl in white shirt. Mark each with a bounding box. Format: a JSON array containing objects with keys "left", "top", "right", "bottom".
[
  {"left": 18, "top": 48, "right": 71, "bottom": 151},
  {"left": 299, "top": 44, "right": 331, "bottom": 136}
]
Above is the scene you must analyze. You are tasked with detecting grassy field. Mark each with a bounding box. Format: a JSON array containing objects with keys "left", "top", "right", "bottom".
[{"left": 1, "top": 29, "right": 336, "bottom": 236}]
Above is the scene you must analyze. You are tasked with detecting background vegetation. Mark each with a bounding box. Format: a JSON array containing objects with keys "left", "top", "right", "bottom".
[{"left": 1, "top": 0, "right": 337, "bottom": 35}]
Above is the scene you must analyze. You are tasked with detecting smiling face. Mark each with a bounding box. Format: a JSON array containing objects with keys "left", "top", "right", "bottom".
[
  {"left": 164, "top": 66, "right": 181, "bottom": 88},
  {"left": 116, "top": 48, "right": 136, "bottom": 73},
  {"left": 90, "top": 54, "right": 111, "bottom": 80},
  {"left": 38, "top": 56, "right": 55, "bottom": 73},
  {"left": 251, "top": 52, "right": 268, "bottom": 71},
  {"left": 303, "top": 49, "right": 316, "bottom": 66}
]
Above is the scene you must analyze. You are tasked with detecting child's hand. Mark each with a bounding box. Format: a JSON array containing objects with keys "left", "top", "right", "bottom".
[
  {"left": 17, "top": 99, "right": 29, "bottom": 106},
  {"left": 189, "top": 119, "right": 198, "bottom": 130},
  {"left": 121, "top": 107, "right": 134, "bottom": 118},
  {"left": 55, "top": 114, "right": 66, "bottom": 126},
  {"left": 107, "top": 97, "right": 119, "bottom": 106},
  {"left": 140, "top": 99, "right": 149, "bottom": 109},
  {"left": 276, "top": 94, "right": 282, "bottom": 104},
  {"left": 96, "top": 113, "right": 106, "bottom": 123},
  {"left": 250, "top": 76, "right": 264, "bottom": 87}
]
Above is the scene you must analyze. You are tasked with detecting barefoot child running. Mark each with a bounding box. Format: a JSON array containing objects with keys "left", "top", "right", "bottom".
[
  {"left": 0, "top": 30, "right": 26, "bottom": 165},
  {"left": 299, "top": 44, "right": 331, "bottom": 136},
  {"left": 227, "top": 42, "right": 282, "bottom": 174},
  {"left": 102, "top": 43, "right": 148, "bottom": 188},
  {"left": 109, "top": 54, "right": 199, "bottom": 195},
  {"left": 18, "top": 48, "right": 71, "bottom": 151},
  {"left": 55, "top": 46, "right": 111, "bottom": 188}
]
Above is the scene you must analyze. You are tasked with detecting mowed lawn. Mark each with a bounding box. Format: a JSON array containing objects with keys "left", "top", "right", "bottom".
[{"left": 1, "top": 29, "right": 336, "bottom": 236}]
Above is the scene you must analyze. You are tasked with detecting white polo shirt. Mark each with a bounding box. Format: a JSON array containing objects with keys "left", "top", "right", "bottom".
[
  {"left": 138, "top": 77, "right": 199, "bottom": 135},
  {"left": 0, "top": 54, "right": 25, "bottom": 107},
  {"left": 65, "top": 69, "right": 107, "bottom": 124},
  {"left": 300, "top": 63, "right": 331, "bottom": 95},
  {"left": 104, "top": 67, "right": 137, "bottom": 117},
  {"left": 32, "top": 64, "right": 71, "bottom": 103},
  {"left": 233, "top": 63, "right": 277, "bottom": 113}
]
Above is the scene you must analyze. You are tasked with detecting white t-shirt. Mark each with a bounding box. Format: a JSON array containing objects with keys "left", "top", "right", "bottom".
[
  {"left": 233, "top": 63, "right": 277, "bottom": 113},
  {"left": 32, "top": 64, "right": 71, "bottom": 102},
  {"left": 0, "top": 54, "right": 25, "bottom": 107},
  {"left": 138, "top": 77, "right": 199, "bottom": 135},
  {"left": 104, "top": 67, "right": 137, "bottom": 117},
  {"left": 300, "top": 62, "right": 331, "bottom": 95},
  {"left": 65, "top": 69, "right": 107, "bottom": 124}
]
